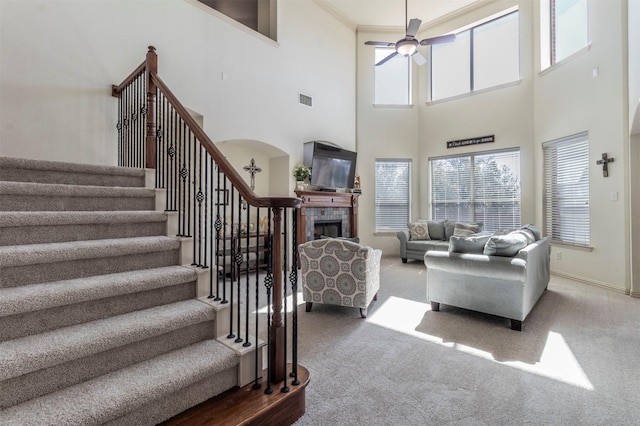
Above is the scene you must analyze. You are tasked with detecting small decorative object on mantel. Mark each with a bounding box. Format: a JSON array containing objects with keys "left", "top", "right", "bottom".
[
  {"left": 243, "top": 158, "right": 262, "bottom": 190},
  {"left": 293, "top": 164, "right": 311, "bottom": 191},
  {"left": 596, "top": 153, "right": 614, "bottom": 177},
  {"left": 353, "top": 175, "right": 361, "bottom": 194}
]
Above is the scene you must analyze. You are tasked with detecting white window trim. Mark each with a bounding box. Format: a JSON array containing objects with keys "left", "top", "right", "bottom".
[{"left": 428, "top": 8, "right": 520, "bottom": 103}]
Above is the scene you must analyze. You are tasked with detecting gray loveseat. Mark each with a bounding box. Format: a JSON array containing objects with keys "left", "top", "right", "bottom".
[
  {"left": 424, "top": 227, "right": 550, "bottom": 331},
  {"left": 397, "top": 220, "right": 482, "bottom": 263}
]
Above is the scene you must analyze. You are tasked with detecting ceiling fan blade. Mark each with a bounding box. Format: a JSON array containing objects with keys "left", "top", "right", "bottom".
[
  {"left": 412, "top": 52, "right": 427, "bottom": 66},
  {"left": 406, "top": 18, "right": 422, "bottom": 38},
  {"left": 419, "top": 34, "right": 456, "bottom": 46},
  {"left": 365, "top": 41, "right": 396, "bottom": 47},
  {"left": 375, "top": 51, "right": 399, "bottom": 66}
]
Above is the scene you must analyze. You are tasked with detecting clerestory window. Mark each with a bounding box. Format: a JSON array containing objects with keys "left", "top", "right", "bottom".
[{"left": 430, "top": 9, "right": 519, "bottom": 101}]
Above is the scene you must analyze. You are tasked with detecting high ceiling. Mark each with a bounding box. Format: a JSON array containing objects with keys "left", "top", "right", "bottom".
[{"left": 319, "top": 0, "right": 482, "bottom": 29}]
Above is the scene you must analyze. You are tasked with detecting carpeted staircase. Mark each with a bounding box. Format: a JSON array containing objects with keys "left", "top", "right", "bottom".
[{"left": 0, "top": 157, "right": 239, "bottom": 425}]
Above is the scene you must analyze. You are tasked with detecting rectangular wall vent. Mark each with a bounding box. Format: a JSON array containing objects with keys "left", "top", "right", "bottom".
[{"left": 299, "top": 93, "right": 313, "bottom": 107}]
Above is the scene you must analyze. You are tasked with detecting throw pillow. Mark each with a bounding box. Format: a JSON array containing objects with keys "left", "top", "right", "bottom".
[
  {"left": 453, "top": 222, "right": 481, "bottom": 237},
  {"left": 444, "top": 220, "right": 456, "bottom": 240},
  {"left": 408, "top": 222, "right": 430, "bottom": 240},
  {"left": 520, "top": 224, "right": 541, "bottom": 241},
  {"left": 449, "top": 233, "right": 492, "bottom": 254},
  {"left": 483, "top": 232, "right": 529, "bottom": 257},
  {"left": 512, "top": 229, "right": 535, "bottom": 245},
  {"left": 422, "top": 220, "right": 446, "bottom": 240}
]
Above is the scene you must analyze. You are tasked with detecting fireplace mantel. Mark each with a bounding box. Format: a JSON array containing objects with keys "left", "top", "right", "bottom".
[{"left": 294, "top": 190, "right": 360, "bottom": 245}]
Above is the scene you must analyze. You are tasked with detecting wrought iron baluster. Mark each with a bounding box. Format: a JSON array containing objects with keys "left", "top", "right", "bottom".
[
  {"left": 264, "top": 208, "right": 273, "bottom": 394},
  {"left": 290, "top": 212, "right": 300, "bottom": 385},
  {"left": 281, "top": 209, "right": 290, "bottom": 393}
]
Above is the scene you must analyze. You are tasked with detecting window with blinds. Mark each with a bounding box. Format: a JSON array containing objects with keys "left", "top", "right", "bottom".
[
  {"left": 375, "top": 159, "right": 411, "bottom": 232},
  {"left": 430, "top": 148, "right": 521, "bottom": 232},
  {"left": 543, "top": 132, "right": 590, "bottom": 246}
]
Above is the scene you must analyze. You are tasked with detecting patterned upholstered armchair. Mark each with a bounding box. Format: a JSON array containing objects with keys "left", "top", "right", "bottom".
[{"left": 298, "top": 239, "right": 381, "bottom": 318}]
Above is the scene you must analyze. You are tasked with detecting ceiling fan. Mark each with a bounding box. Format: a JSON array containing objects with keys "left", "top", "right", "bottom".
[{"left": 364, "top": 0, "right": 456, "bottom": 66}]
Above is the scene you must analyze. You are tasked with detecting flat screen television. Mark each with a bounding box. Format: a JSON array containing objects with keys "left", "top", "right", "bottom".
[{"left": 303, "top": 141, "right": 357, "bottom": 190}]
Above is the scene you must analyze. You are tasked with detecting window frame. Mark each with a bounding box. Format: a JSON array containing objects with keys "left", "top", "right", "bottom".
[
  {"left": 429, "top": 8, "right": 520, "bottom": 102},
  {"left": 374, "top": 47, "right": 412, "bottom": 106},
  {"left": 429, "top": 147, "right": 521, "bottom": 232},
  {"left": 374, "top": 159, "right": 412, "bottom": 233},
  {"left": 542, "top": 132, "right": 591, "bottom": 247},
  {"left": 550, "top": 0, "right": 589, "bottom": 65}
]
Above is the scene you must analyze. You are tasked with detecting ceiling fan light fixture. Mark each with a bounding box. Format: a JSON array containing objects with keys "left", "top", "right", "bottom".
[{"left": 396, "top": 39, "right": 417, "bottom": 56}]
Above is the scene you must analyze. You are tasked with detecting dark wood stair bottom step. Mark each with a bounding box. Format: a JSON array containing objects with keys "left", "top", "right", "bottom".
[{"left": 161, "top": 364, "right": 309, "bottom": 426}]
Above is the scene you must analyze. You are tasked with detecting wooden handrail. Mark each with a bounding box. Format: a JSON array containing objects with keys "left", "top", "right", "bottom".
[
  {"left": 113, "top": 46, "right": 299, "bottom": 209},
  {"left": 150, "top": 73, "right": 300, "bottom": 209},
  {"left": 111, "top": 61, "right": 145, "bottom": 98}
]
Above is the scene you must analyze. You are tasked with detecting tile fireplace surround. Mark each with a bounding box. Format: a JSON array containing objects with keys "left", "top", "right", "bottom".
[{"left": 294, "top": 190, "right": 360, "bottom": 245}]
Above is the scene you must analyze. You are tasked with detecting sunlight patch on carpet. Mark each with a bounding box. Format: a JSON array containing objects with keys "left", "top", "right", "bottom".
[{"left": 367, "top": 296, "right": 594, "bottom": 390}]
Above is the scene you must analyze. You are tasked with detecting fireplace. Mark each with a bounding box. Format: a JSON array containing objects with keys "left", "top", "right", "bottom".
[
  {"left": 294, "top": 190, "right": 360, "bottom": 245},
  {"left": 314, "top": 220, "right": 342, "bottom": 240}
]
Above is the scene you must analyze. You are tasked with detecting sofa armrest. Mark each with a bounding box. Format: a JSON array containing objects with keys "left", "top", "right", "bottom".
[
  {"left": 397, "top": 230, "right": 410, "bottom": 258},
  {"left": 424, "top": 250, "right": 527, "bottom": 282}
]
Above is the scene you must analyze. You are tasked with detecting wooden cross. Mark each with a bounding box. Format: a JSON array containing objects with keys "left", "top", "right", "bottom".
[
  {"left": 596, "top": 153, "right": 614, "bottom": 177},
  {"left": 243, "top": 158, "right": 262, "bottom": 190}
]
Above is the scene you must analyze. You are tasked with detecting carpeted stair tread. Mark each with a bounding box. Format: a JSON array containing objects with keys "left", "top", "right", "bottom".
[
  {"left": 0, "top": 180, "right": 154, "bottom": 198},
  {"left": 0, "top": 266, "right": 197, "bottom": 318},
  {"left": 0, "top": 236, "right": 180, "bottom": 269},
  {"left": 0, "top": 210, "right": 167, "bottom": 227},
  {"left": 0, "top": 299, "right": 215, "bottom": 381},
  {"left": 0, "top": 156, "right": 146, "bottom": 187},
  {"left": 0, "top": 339, "right": 238, "bottom": 426},
  {"left": 0, "top": 211, "right": 169, "bottom": 245}
]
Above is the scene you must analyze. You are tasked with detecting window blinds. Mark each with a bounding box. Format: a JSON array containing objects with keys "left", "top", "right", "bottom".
[
  {"left": 375, "top": 160, "right": 411, "bottom": 232},
  {"left": 543, "top": 132, "right": 590, "bottom": 246},
  {"left": 430, "top": 148, "right": 521, "bottom": 231}
]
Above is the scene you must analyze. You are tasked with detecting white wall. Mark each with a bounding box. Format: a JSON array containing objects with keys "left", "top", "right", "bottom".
[
  {"left": 533, "top": 0, "right": 629, "bottom": 292},
  {"left": 417, "top": 0, "right": 535, "bottom": 226},
  {"left": 628, "top": 0, "right": 640, "bottom": 296},
  {"left": 355, "top": 27, "right": 420, "bottom": 253},
  {"left": 0, "top": 0, "right": 356, "bottom": 176}
]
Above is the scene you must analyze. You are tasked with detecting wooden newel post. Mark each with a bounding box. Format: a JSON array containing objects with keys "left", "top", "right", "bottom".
[
  {"left": 270, "top": 207, "right": 286, "bottom": 383},
  {"left": 145, "top": 46, "right": 158, "bottom": 169}
]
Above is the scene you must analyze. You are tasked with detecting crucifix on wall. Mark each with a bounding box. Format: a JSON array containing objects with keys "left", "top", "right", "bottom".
[
  {"left": 243, "top": 158, "right": 262, "bottom": 190},
  {"left": 596, "top": 153, "right": 614, "bottom": 177}
]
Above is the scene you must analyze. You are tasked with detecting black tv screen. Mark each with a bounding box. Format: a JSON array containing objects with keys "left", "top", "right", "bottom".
[{"left": 304, "top": 141, "right": 357, "bottom": 189}]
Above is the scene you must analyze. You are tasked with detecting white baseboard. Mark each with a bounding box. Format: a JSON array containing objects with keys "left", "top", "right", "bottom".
[{"left": 551, "top": 271, "right": 630, "bottom": 295}]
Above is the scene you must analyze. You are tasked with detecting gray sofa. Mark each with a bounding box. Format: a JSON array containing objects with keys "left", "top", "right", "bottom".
[
  {"left": 424, "top": 232, "right": 550, "bottom": 331},
  {"left": 397, "top": 220, "right": 482, "bottom": 263}
]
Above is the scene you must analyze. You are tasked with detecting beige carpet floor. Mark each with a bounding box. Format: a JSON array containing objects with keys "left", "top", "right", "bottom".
[{"left": 293, "top": 257, "right": 639, "bottom": 425}]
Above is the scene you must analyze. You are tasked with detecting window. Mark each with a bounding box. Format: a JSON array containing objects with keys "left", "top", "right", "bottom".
[
  {"left": 197, "top": 0, "right": 277, "bottom": 41},
  {"left": 374, "top": 48, "right": 411, "bottom": 105},
  {"left": 430, "top": 148, "right": 521, "bottom": 232},
  {"left": 543, "top": 132, "right": 590, "bottom": 246},
  {"left": 375, "top": 159, "right": 411, "bottom": 232},
  {"left": 551, "top": 0, "right": 588, "bottom": 64},
  {"left": 430, "top": 9, "right": 519, "bottom": 101},
  {"left": 541, "top": 0, "right": 588, "bottom": 69}
]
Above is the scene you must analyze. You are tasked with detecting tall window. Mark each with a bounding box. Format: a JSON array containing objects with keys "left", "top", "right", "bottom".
[
  {"left": 543, "top": 132, "right": 590, "bottom": 246},
  {"left": 375, "top": 48, "right": 411, "bottom": 105},
  {"left": 551, "top": 0, "right": 588, "bottom": 64},
  {"left": 430, "top": 9, "right": 519, "bottom": 101},
  {"left": 375, "top": 159, "right": 411, "bottom": 232},
  {"left": 430, "top": 148, "right": 521, "bottom": 232}
]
